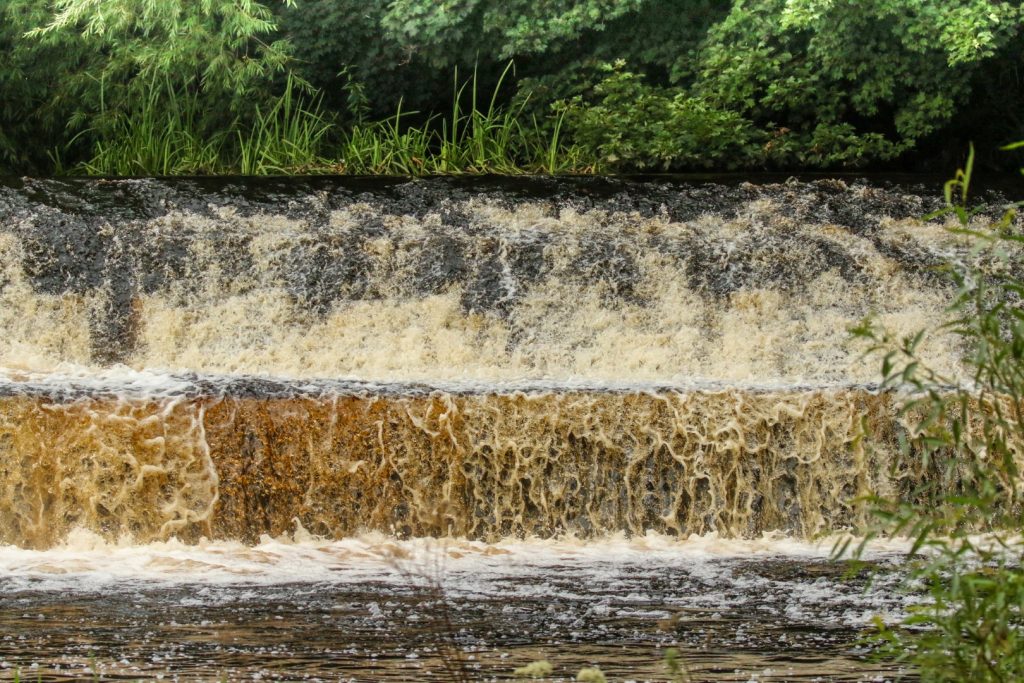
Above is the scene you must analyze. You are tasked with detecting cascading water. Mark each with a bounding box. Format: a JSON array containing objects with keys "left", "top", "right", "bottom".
[
  {"left": 0, "top": 176, "right": 974, "bottom": 679},
  {"left": 0, "top": 177, "right": 956, "bottom": 382}
]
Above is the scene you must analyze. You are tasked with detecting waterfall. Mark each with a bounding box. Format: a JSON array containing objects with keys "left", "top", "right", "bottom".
[{"left": 0, "top": 176, "right": 963, "bottom": 548}]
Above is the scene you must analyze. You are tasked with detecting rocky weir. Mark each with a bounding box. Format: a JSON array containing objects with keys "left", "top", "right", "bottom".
[{"left": 0, "top": 176, "right": 971, "bottom": 549}]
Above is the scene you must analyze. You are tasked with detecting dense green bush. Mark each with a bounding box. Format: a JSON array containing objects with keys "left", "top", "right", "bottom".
[
  {"left": 0, "top": 2, "right": 83, "bottom": 173},
  {"left": 274, "top": 1, "right": 434, "bottom": 122},
  {"left": 380, "top": 0, "right": 645, "bottom": 66},
  {"left": 273, "top": 0, "right": 697, "bottom": 122},
  {"left": 559, "top": 64, "right": 762, "bottom": 170},
  {"left": 691, "top": 0, "right": 1024, "bottom": 168},
  {"left": 1, "top": 0, "right": 1022, "bottom": 174}
]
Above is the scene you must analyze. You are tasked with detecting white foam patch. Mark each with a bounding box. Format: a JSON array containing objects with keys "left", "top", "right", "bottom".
[
  {"left": 0, "top": 529, "right": 916, "bottom": 625},
  {"left": 0, "top": 365, "right": 193, "bottom": 398},
  {"left": 0, "top": 365, "right": 890, "bottom": 398}
]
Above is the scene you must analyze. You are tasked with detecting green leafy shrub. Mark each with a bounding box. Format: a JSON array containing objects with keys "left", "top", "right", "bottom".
[
  {"left": 854, "top": 146, "right": 1024, "bottom": 681},
  {"left": 275, "top": 0, "right": 659, "bottom": 125},
  {"left": 0, "top": 2, "right": 87, "bottom": 173},
  {"left": 561, "top": 64, "right": 762, "bottom": 170},
  {"left": 22, "top": 0, "right": 297, "bottom": 107},
  {"left": 381, "top": 0, "right": 646, "bottom": 67},
  {"left": 274, "top": 0, "right": 447, "bottom": 123},
  {"left": 693, "top": 0, "right": 1024, "bottom": 167}
]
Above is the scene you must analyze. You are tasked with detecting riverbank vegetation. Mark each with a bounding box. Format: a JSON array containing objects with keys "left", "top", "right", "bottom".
[
  {"left": 853, "top": 146, "right": 1024, "bottom": 681},
  {"left": 2, "top": 0, "right": 1023, "bottom": 176}
]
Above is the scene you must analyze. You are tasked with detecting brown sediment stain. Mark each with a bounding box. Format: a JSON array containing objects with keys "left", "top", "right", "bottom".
[{"left": 0, "top": 388, "right": 919, "bottom": 549}]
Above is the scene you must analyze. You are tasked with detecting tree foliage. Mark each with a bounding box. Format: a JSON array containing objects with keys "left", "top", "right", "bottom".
[
  {"left": 1, "top": 0, "right": 298, "bottom": 172},
  {"left": 381, "top": 0, "right": 646, "bottom": 66},
  {"left": 26, "top": 0, "right": 296, "bottom": 97},
  {"left": 1, "top": 0, "right": 1022, "bottom": 174},
  {"left": 0, "top": 3, "right": 75, "bottom": 171},
  {"left": 692, "top": 0, "right": 1024, "bottom": 164}
]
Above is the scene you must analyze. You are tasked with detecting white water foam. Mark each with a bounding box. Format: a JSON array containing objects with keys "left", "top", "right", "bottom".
[
  {"left": 0, "top": 529, "right": 915, "bottom": 626},
  {"left": 0, "top": 364, "right": 194, "bottom": 398},
  {"left": 0, "top": 364, "right": 892, "bottom": 397}
]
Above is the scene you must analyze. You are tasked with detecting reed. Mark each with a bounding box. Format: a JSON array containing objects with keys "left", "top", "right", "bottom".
[
  {"left": 76, "top": 79, "right": 227, "bottom": 176},
  {"left": 339, "top": 102, "right": 435, "bottom": 175},
  {"left": 436, "top": 63, "right": 522, "bottom": 173},
  {"left": 338, "top": 63, "right": 589, "bottom": 176},
  {"left": 71, "top": 64, "right": 591, "bottom": 176},
  {"left": 236, "top": 75, "right": 334, "bottom": 175}
]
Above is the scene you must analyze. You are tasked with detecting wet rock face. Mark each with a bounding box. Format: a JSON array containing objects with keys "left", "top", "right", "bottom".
[
  {"left": 677, "top": 225, "right": 867, "bottom": 299},
  {"left": 0, "top": 176, "right": 987, "bottom": 381},
  {"left": 284, "top": 236, "right": 374, "bottom": 316}
]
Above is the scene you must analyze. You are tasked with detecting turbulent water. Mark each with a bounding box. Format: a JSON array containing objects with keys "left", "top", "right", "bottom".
[
  {"left": 0, "top": 175, "right": 986, "bottom": 680},
  {"left": 0, "top": 531, "right": 917, "bottom": 681},
  {"left": 0, "top": 375, "right": 921, "bottom": 547},
  {"left": 0, "top": 176, "right": 961, "bottom": 382},
  {"left": 0, "top": 176, "right": 973, "bottom": 545}
]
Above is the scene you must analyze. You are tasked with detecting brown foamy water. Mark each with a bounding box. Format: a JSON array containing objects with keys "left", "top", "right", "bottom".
[
  {"left": 0, "top": 380, "right": 923, "bottom": 549},
  {"left": 0, "top": 177, "right": 969, "bottom": 383}
]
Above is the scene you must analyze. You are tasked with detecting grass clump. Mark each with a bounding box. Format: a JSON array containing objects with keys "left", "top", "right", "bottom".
[
  {"left": 75, "top": 79, "right": 227, "bottom": 176},
  {"left": 575, "top": 666, "right": 607, "bottom": 682},
  {"left": 68, "top": 63, "right": 589, "bottom": 177},
  {"left": 513, "top": 660, "right": 554, "bottom": 678},
  {"left": 338, "top": 63, "right": 588, "bottom": 176},
  {"left": 73, "top": 76, "right": 334, "bottom": 176},
  {"left": 236, "top": 75, "right": 334, "bottom": 175}
]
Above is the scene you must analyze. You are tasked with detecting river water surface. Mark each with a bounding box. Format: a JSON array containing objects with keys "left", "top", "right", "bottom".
[{"left": 0, "top": 533, "right": 916, "bottom": 681}]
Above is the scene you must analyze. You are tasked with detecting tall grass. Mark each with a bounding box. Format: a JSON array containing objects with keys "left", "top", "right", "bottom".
[
  {"left": 339, "top": 63, "right": 590, "bottom": 175},
  {"left": 237, "top": 75, "right": 334, "bottom": 175},
  {"left": 76, "top": 79, "right": 227, "bottom": 176},
  {"left": 68, "top": 64, "right": 591, "bottom": 177},
  {"left": 340, "top": 103, "right": 435, "bottom": 175},
  {"left": 74, "top": 76, "right": 334, "bottom": 176},
  {"left": 437, "top": 63, "right": 523, "bottom": 173}
]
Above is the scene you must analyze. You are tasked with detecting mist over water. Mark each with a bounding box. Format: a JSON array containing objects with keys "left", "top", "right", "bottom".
[{"left": 0, "top": 176, "right": 976, "bottom": 679}]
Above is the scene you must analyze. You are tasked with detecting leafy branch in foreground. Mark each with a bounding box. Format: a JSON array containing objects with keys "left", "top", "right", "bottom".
[{"left": 852, "top": 144, "right": 1024, "bottom": 682}]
